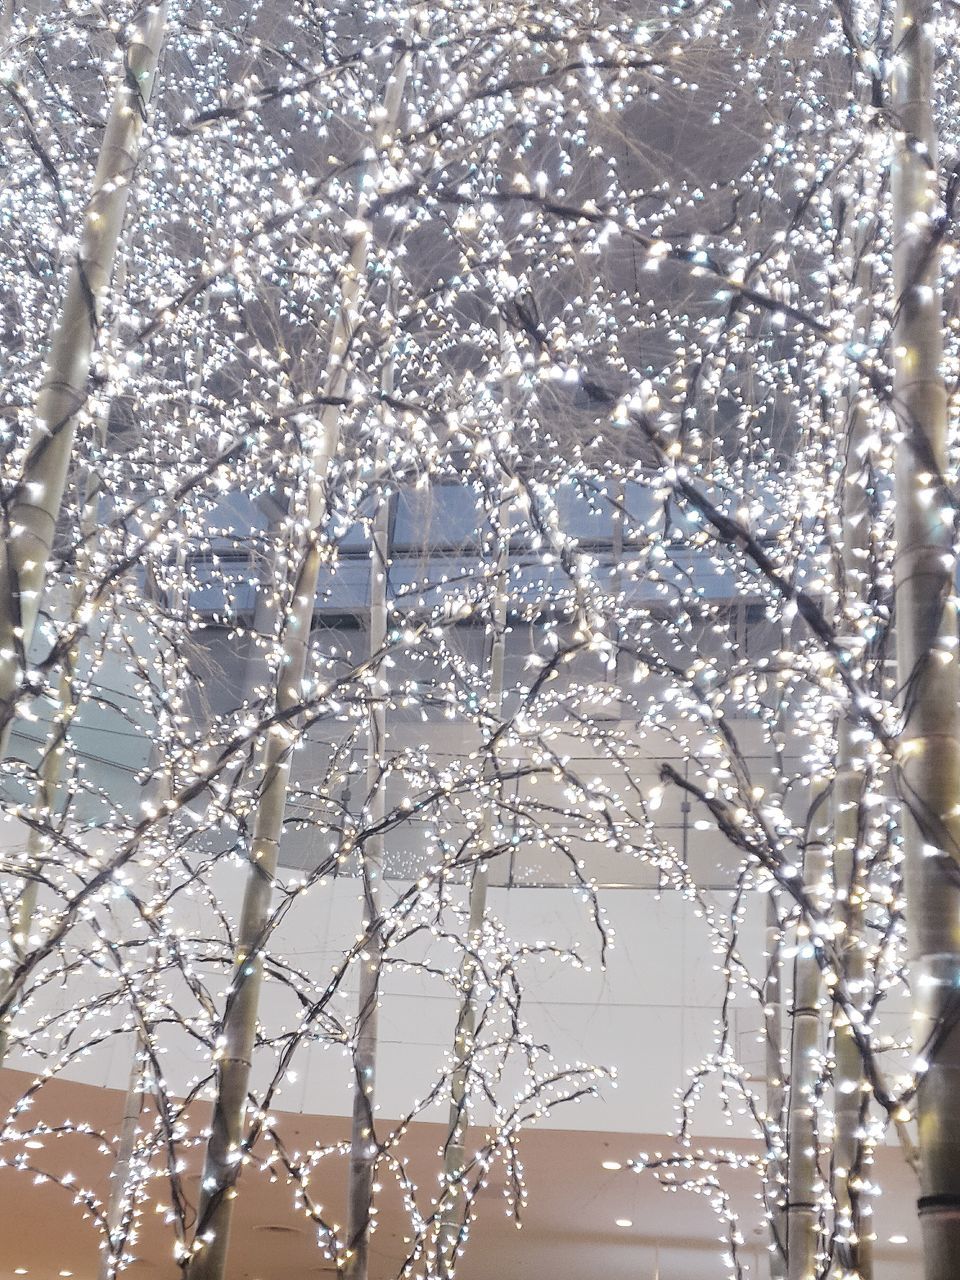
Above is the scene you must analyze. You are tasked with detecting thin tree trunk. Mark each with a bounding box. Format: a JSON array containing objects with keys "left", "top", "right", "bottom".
[
  {"left": 185, "top": 57, "right": 411, "bottom": 1280},
  {"left": 343, "top": 461, "right": 391, "bottom": 1280},
  {"left": 0, "top": 656, "right": 76, "bottom": 1056},
  {"left": 99, "top": 1016, "right": 149, "bottom": 1279},
  {"left": 0, "top": 336, "right": 121, "bottom": 1061},
  {"left": 785, "top": 791, "right": 828, "bottom": 1280},
  {"left": 891, "top": 3, "right": 960, "bottom": 1276},
  {"left": 830, "top": 247, "right": 874, "bottom": 1280},
  {"left": 830, "top": 716, "right": 872, "bottom": 1279},
  {"left": 99, "top": 250, "right": 219, "bottom": 1274},
  {"left": 0, "top": 625, "right": 89, "bottom": 1061},
  {"left": 0, "top": 3, "right": 167, "bottom": 746},
  {"left": 99, "top": 697, "right": 188, "bottom": 1278},
  {"left": 438, "top": 494, "right": 510, "bottom": 1278},
  {"left": 765, "top": 891, "right": 787, "bottom": 1280}
]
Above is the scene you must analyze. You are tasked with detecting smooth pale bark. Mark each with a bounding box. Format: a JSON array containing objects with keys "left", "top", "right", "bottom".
[
  {"left": 438, "top": 497, "right": 510, "bottom": 1277},
  {"left": 0, "top": 614, "right": 93, "bottom": 1060},
  {"left": 34, "top": 572, "right": 180, "bottom": 1273},
  {"left": 785, "top": 791, "right": 828, "bottom": 1280},
  {"left": 765, "top": 892, "right": 787, "bottom": 1280},
  {"left": 0, "top": 3, "right": 167, "bottom": 747},
  {"left": 100, "top": 688, "right": 191, "bottom": 1278},
  {"left": 830, "top": 268, "right": 874, "bottom": 1280},
  {"left": 184, "top": 459, "right": 336, "bottom": 1280},
  {"left": 0, "top": 347, "right": 120, "bottom": 1061},
  {"left": 830, "top": 718, "right": 872, "bottom": 1279},
  {"left": 891, "top": 3, "right": 960, "bottom": 1276},
  {"left": 185, "top": 60, "right": 411, "bottom": 1280},
  {"left": 343, "top": 476, "right": 390, "bottom": 1280},
  {"left": 101, "top": 271, "right": 215, "bottom": 1271},
  {"left": 99, "top": 1031, "right": 149, "bottom": 1279}
]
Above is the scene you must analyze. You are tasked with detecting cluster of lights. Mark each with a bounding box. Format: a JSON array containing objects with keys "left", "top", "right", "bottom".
[{"left": 0, "top": 0, "right": 954, "bottom": 1278}]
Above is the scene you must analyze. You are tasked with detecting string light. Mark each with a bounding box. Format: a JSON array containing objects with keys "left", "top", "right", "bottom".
[{"left": 0, "top": 0, "right": 953, "bottom": 1278}]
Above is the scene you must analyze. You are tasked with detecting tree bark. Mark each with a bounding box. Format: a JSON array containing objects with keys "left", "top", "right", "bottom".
[
  {"left": 0, "top": 3, "right": 167, "bottom": 747},
  {"left": 0, "top": 326, "right": 125, "bottom": 1062},
  {"left": 343, "top": 468, "right": 391, "bottom": 1280},
  {"left": 765, "top": 891, "right": 787, "bottom": 1280},
  {"left": 99, "top": 1035, "right": 148, "bottom": 1280},
  {"left": 830, "top": 249, "right": 874, "bottom": 1280},
  {"left": 785, "top": 791, "right": 828, "bottom": 1280},
  {"left": 184, "top": 54, "right": 411, "bottom": 1280},
  {"left": 891, "top": 3, "right": 960, "bottom": 1277},
  {"left": 99, "top": 252, "right": 217, "bottom": 1273},
  {"left": 438, "top": 494, "right": 510, "bottom": 1277}
]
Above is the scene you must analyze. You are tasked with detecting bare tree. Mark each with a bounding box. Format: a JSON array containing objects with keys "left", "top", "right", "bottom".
[
  {"left": 343, "top": 461, "right": 391, "bottom": 1280},
  {"left": 4, "top": 6, "right": 960, "bottom": 1280},
  {"left": 890, "top": 1, "right": 960, "bottom": 1276},
  {"left": 0, "top": 2, "right": 167, "bottom": 743}
]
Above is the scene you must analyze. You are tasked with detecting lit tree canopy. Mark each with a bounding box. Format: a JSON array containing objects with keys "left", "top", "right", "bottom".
[{"left": 0, "top": 2, "right": 959, "bottom": 1280}]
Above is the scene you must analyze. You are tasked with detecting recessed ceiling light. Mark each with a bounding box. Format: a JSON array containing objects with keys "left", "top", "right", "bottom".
[
  {"left": 602, "top": 1160, "right": 622, "bottom": 1171},
  {"left": 615, "top": 1218, "right": 633, "bottom": 1228},
  {"left": 14, "top": 1269, "right": 27, "bottom": 1275},
  {"left": 23, "top": 1140, "right": 43, "bottom": 1150},
  {"left": 889, "top": 1235, "right": 908, "bottom": 1245},
  {"left": 60, "top": 1271, "right": 73, "bottom": 1277}
]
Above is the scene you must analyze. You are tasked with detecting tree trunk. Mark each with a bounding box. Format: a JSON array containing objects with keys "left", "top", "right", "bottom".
[
  {"left": 343, "top": 468, "right": 391, "bottom": 1280},
  {"left": 785, "top": 791, "right": 828, "bottom": 1280},
  {"left": 830, "top": 249, "right": 874, "bottom": 1280},
  {"left": 185, "top": 56, "right": 411, "bottom": 1280},
  {"left": 830, "top": 717, "right": 872, "bottom": 1280},
  {"left": 891, "top": 3, "right": 960, "bottom": 1277},
  {"left": 0, "top": 2, "right": 167, "bottom": 746},
  {"left": 765, "top": 892, "right": 787, "bottom": 1280},
  {"left": 438, "top": 495, "right": 510, "bottom": 1277},
  {"left": 0, "top": 638, "right": 90, "bottom": 1061},
  {"left": 99, "top": 265, "right": 216, "bottom": 1271},
  {"left": 99, "top": 1037, "right": 148, "bottom": 1280},
  {"left": 0, "top": 341, "right": 122, "bottom": 1062},
  {"left": 99, "top": 698, "right": 190, "bottom": 1277}
]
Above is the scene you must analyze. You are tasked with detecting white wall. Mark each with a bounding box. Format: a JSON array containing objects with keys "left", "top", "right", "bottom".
[{"left": 5, "top": 833, "right": 774, "bottom": 1145}]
